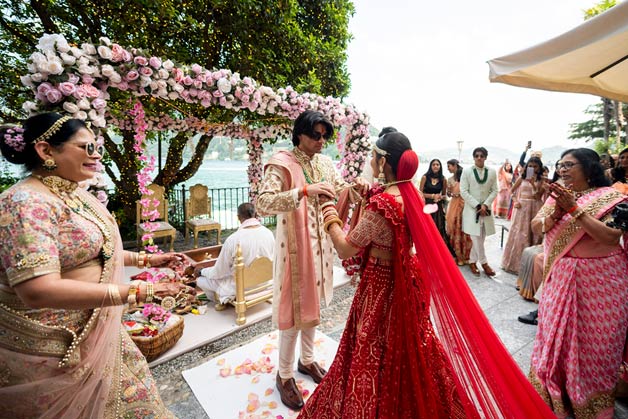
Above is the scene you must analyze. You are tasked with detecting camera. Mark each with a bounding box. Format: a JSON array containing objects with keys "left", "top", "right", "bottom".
[{"left": 606, "top": 202, "right": 628, "bottom": 231}]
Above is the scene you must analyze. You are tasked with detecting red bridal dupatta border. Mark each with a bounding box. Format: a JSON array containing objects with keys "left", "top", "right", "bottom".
[
  {"left": 539, "top": 187, "right": 627, "bottom": 281},
  {"left": 394, "top": 151, "right": 556, "bottom": 418}
]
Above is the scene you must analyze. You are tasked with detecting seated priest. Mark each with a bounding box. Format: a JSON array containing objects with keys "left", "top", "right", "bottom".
[{"left": 196, "top": 202, "right": 275, "bottom": 303}]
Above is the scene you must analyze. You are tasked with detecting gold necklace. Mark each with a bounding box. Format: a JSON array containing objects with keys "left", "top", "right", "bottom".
[
  {"left": 35, "top": 175, "right": 114, "bottom": 260},
  {"left": 570, "top": 186, "right": 597, "bottom": 199}
]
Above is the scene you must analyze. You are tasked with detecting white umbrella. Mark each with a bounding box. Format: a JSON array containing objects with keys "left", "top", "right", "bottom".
[{"left": 488, "top": 1, "right": 628, "bottom": 102}]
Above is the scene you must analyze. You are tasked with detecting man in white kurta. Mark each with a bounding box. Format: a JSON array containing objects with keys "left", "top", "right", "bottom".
[
  {"left": 196, "top": 203, "right": 274, "bottom": 304},
  {"left": 256, "top": 110, "right": 359, "bottom": 410},
  {"left": 460, "top": 147, "right": 498, "bottom": 277}
]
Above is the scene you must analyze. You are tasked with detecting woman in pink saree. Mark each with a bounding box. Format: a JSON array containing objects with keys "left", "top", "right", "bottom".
[
  {"left": 0, "top": 113, "right": 182, "bottom": 418},
  {"left": 493, "top": 160, "right": 513, "bottom": 218},
  {"left": 530, "top": 148, "right": 628, "bottom": 419}
]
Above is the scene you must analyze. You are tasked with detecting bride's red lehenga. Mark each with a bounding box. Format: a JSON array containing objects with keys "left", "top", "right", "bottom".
[
  {"left": 299, "top": 193, "right": 471, "bottom": 418},
  {"left": 299, "top": 151, "right": 556, "bottom": 419}
]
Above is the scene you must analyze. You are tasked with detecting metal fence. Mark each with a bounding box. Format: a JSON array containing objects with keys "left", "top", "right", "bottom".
[{"left": 167, "top": 185, "right": 275, "bottom": 231}]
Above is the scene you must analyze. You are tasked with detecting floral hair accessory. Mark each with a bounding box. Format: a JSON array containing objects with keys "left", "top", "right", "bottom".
[{"left": 4, "top": 127, "right": 25, "bottom": 152}]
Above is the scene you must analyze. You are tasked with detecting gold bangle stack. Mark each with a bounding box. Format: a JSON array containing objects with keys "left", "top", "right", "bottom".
[
  {"left": 146, "top": 282, "right": 154, "bottom": 304},
  {"left": 146, "top": 254, "right": 152, "bottom": 268},
  {"left": 324, "top": 217, "right": 343, "bottom": 233},
  {"left": 107, "top": 284, "right": 123, "bottom": 305}
]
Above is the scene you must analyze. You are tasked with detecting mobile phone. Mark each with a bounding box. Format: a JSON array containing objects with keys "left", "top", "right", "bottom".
[
  {"left": 526, "top": 167, "right": 535, "bottom": 178},
  {"left": 527, "top": 140, "right": 532, "bottom": 148}
]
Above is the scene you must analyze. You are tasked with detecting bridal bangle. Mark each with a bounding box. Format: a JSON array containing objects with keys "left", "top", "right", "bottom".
[
  {"left": 145, "top": 282, "right": 154, "bottom": 303},
  {"left": 128, "top": 281, "right": 140, "bottom": 307},
  {"left": 108, "top": 284, "right": 123, "bottom": 306}
]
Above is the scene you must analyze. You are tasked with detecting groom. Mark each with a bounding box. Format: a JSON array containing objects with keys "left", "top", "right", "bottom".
[{"left": 460, "top": 147, "right": 498, "bottom": 277}]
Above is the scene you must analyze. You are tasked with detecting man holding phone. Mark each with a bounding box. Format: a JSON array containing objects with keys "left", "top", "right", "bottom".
[{"left": 460, "top": 147, "right": 499, "bottom": 277}]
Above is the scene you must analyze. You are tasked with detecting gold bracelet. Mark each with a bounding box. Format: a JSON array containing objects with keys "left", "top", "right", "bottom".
[
  {"left": 324, "top": 217, "right": 343, "bottom": 234},
  {"left": 138, "top": 251, "right": 145, "bottom": 269},
  {"left": 128, "top": 281, "right": 139, "bottom": 307},
  {"left": 146, "top": 253, "right": 152, "bottom": 268},
  {"left": 108, "top": 284, "right": 123, "bottom": 305},
  {"left": 320, "top": 201, "right": 335, "bottom": 209},
  {"left": 572, "top": 209, "right": 585, "bottom": 220},
  {"left": 145, "top": 282, "right": 154, "bottom": 304},
  {"left": 541, "top": 216, "right": 546, "bottom": 234}
]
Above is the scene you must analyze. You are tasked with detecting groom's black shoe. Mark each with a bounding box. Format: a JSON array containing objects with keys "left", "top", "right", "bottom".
[{"left": 518, "top": 310, "right": 538, "bottom": 325}]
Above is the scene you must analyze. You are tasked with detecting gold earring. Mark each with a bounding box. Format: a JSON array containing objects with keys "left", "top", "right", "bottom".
[
  {"left": 378, "top": 165, "right": 386, "bottom": 183},
  {"left": 43, "top": 158, "right": 57, "bottom": 171}
]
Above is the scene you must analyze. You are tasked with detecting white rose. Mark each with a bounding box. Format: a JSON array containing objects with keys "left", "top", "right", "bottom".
[
  {"left": 63, "top": 102, "right": 80, "bottom": 113},
  {"left": 78, "top": 64, "right": 95, "bottom": 75},
  {"left": 157, "top": 80, "right": 167, "bottom": 89},
  {"left": 173, "top": 83, "right": 184, "bottom": 93},
  {"left": 30, "top": 73, "right": 43, "bottom": 82},
  {"left": 158, "top": 69, "right": 169, "bottom": 79},
  {"left": 162, "top": 59, "right": 174, "bottom": 70},
  {"left": 109, "top": 73, "right": 121, "bottom": 84},
  {"left": 47, "top": 57, "right": 64, "bottom": 75},
  {"left": 70, "top": 46, "right": 83, "bottom": 58},
  {"left": 22, "top": 101, "right": 38, "bottom": 112},
  {"left": 157, "top": 88, "right": 168, "bottom": 97},
  {"left": 77, "top": 98, "right": 91, "bottom": 110},
  {"left": 36, "top": 35, "right": 56, "bottom": 52},
  {"left": 97, "top": 46, "right": 112, "bottom": 60},
  {"left": 27, "top": 63, "right": 36, "bottom": 72},
  {"left": 99, "top": 37, "right": 112, "bottom": 46},
  {"left": 60, "top": 52, "right": 76, "bottom": 65},
  {"left": 150, "top": 81, "right": 159, "bottom": 91},
  {"left": 75, "top": 111, "right": 88, "bottom": 120},
  {"left": 101, "top": 64, "right": 115, "bottom": 78},
  {"left": 88, "top": 109, "right": 99, "bottom": 120},
  {"left": 30, "top": 52, "right": 47, "bottom": 67},
  {"left": 92, "top": 116, "right": 106, "bottom": 128},
  {"left": 55, "top": 37, "right": 71, "bottom": 53},
  {"left": 81, "top": 43, "right": 97, "bottom": 55},
  {"left": 139, "top": 76, "right": 151, "bottom": 87},
  {"left": 168, "top": 91, "right": 179, "bottom": 100},
  {"left": 217, "top": 78, "right": 231, "bottom": 93},
  {"left": 77, "top": 56, "right": 90, "bottom": 66},
  {"left": 20, "top": 75, "right": 34, "bottom": 87}
]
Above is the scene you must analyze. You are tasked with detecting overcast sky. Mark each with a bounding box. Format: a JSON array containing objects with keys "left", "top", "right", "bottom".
[{"left": 345, "top": 0, "right": 603, "bottom": 153}]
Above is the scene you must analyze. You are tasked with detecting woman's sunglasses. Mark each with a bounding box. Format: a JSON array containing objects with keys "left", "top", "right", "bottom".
[{"left": 79, "top": 142, "right": 105, "bottom": 157}]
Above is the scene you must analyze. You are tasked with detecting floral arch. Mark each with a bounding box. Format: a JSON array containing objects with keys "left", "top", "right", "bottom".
[{"left": 21, "top": 33, "right": 372, "bottom": 198}]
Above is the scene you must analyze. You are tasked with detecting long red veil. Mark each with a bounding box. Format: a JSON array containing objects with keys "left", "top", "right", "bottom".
[{"left": 392, "top": 150, "right": 555, "bottom": 418}]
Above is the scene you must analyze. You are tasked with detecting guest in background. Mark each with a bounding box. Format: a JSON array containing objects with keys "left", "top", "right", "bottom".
[
  {"left": 196, "top": 202, "right": 274, "bottom": 304},
  {"left": 446, "top": 159, "right": 472, "bottom": 266},
  {"left": 611, "top": 147, "right": 628, "bottom": 194},
  {"left": 501, "top": 157, "right": 545, "bottom": 274},
  {"left": 493, "top": 160, "right": 513, "bottom": 218},
  {"left": 460, "top": 147, "right": 498, "bottom": 277},
  {"left": 420, "top": 159, "right": 451, "bottom": 251},
  {"left": 529, "top": 148, "right": 628, "bottom": 418}
]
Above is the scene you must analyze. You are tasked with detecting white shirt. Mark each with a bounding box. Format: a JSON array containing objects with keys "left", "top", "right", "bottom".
[{"left": 197, "top": 218, "right": 275, "bottom": 303}]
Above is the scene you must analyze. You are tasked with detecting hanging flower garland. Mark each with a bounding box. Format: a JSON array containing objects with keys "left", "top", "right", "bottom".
[
  {"left": 247, "top": 135, "right": 264, "bottom": 203},
  {"left": 21, "top": 34, "right": 371, "bottom": 183}
]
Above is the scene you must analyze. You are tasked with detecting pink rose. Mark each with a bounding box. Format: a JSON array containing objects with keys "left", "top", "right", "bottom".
[
  {"left": 122, "top": 50, "right": 132, "bottom": 62},
  {"left": 173, "top": 68, "right": 184, "bottom": 83},
  {"left": 134, "top": 56, "right": 148, "bottom": 66},
  {"left": 58, "top": 82, "right": 76, "bottom": 96},
  {"left": 45, "top": 88, "right": 63, "bottom": 103},
  {"left": 126, "top": 70, "right": 139, "bottom": 81},
  {"left": 82, "top": 74, "right": 95, "bottom": 85},
  {"left": 139, "top": 67, "right": 153, "bottom": 77},
  {"left": 91, "top": 98, "right": 106, "bottom": 109},
  {"left": 36, "top": 82, "right": 53, "bottom": 95},
  {"left": 149, "top": 57, "right": 162, "bottom": 69},
  {"left": 111, "top": 44, "right": 125, "bottom": 62},
  {"left": 182, "top": 75, "right": 193, "bottom": 86},
  {"left": 116, "top": 80, "right": 129, "bottom": 90}
]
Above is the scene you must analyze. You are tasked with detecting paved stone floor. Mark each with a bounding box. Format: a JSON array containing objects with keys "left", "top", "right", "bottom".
[{"left": 150, "top": 225, "right": 628, "bottom": 418}]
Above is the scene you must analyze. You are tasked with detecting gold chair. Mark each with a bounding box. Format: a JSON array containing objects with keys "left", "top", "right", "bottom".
[
  {"left": 185, "top": 184, "right": 221, "bottom": 248},
  {"left": 231, "top": 243, "right": 274, "bottom": 326},
  {"left": 136, "top": 184, "right": 177, "bottom": 251}
]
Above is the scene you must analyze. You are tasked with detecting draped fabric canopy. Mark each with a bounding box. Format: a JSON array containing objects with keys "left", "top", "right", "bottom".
[{"left": 488, "top": 1, "right": 628, "bottom": 102}]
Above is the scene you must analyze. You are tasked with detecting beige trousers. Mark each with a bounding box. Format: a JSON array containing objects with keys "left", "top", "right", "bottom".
[{"left": 278, "top": 326, "right": 316, "bottom": 379}]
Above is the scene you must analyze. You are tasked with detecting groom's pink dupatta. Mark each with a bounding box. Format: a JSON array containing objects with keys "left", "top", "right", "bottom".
[{"left": 0, "top": 190, "right": 126, "bottom": 418}]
